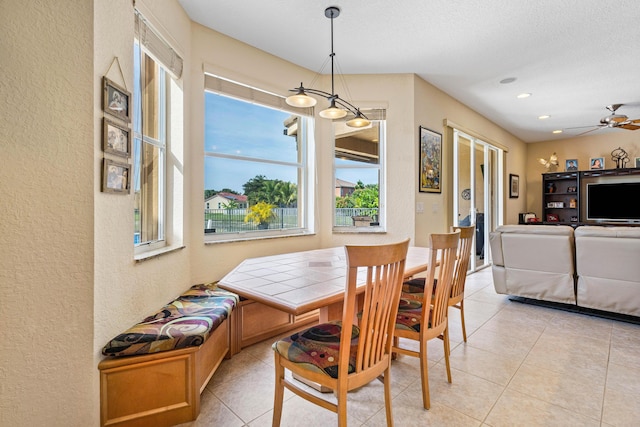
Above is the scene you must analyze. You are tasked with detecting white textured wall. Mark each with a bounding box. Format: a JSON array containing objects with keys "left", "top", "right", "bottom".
[{"left": 0, "top": 1, "right": 95, "bottom": 425}]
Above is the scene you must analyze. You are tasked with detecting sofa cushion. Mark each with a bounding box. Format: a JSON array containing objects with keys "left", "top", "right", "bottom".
[{"left": 102, "top": 282, "right": 239, "bottom": 357}]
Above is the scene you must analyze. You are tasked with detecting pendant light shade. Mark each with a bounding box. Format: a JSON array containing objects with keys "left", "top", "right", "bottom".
[
  {"left": 286, "top": 84, "right": 317, "bottom": 108},
  {"left": 285, "top": 7, "right": 369, "bottom": 128},
  {"left": 346, "top": 109, "right": 371, "bottom": 128}
]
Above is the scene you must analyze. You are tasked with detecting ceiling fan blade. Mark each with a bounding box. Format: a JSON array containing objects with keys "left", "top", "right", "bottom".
[
  {"left": 620, "top": 123, "right": 640, "bottom": 130},
  {"left": 564, "top": 125, "right": 605, "bottom": 130},
  {"left": 575, "top": 127, "right": 603, "bottom": 136}
]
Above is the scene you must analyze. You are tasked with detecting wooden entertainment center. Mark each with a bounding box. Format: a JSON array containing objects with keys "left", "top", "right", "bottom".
[{"left": 542, "top": 167, "right": 640, "bottom": 226}]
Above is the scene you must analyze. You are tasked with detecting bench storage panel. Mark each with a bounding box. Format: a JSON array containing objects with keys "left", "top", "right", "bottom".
[{"left": 98, "top": 283, "right": 238, "bottom": 427}]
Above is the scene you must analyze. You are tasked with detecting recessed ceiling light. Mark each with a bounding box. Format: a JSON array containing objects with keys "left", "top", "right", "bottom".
[
  {"left": 500, "top": 77, "right": 517, "bottom": 84},
  {"left": 538, "top": 115, "right": 550, "bottom": 120},
  {"left": 517, "top": 93, "right": 531, "bottom": 99},
  {"left": 552, "top": 130, "right": 563, "bottom": 134}
]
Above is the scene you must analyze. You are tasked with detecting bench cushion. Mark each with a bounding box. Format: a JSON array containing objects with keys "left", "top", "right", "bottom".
[{"left": 102, "top": 283, "right": 238, "bottom": 357}]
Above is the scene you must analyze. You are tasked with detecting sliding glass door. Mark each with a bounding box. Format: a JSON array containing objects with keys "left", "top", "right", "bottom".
[{"left": 453, "top": 130, "right": 502, "bottom": 271}]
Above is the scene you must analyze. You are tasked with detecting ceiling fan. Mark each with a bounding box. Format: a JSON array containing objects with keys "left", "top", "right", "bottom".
[{"left": 569, "top": 104, "right": 640, "bottom": 136}]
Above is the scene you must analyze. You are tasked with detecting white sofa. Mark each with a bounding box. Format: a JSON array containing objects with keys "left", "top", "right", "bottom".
[
  {"left": 490, "top": 224, "right": 640, "bottom": 317},
  {"left": 489, "top": 225, "right": 576, "bottom": 305}
]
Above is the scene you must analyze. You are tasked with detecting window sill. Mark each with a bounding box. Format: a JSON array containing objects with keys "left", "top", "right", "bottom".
[
  {"left": 333, "top": 226, "right": 386, "bottom": 234},
  {"left": 134, "top": 245, "right": 186, "bottom": 263},
  {"left": 204, "top": 229, "right": 315, "bottom": 244}
]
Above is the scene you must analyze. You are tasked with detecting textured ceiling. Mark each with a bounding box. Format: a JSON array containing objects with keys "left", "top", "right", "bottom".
[{"left": 178, "top": 0, "right": 640, "bottom": 143}]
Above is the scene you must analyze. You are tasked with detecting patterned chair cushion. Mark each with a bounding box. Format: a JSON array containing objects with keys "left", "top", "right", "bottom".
[
  {"left": 402, "top": 277, "right": 438, "bottom": 294},
  {"left": 396, "top": 297, "right": 427, "bottom": 332},
  {"left": 272, "top": 321, "right": 359, "bottom": 378},
  {"left": 102, "top": 282, "right": 239, "bottom": 357}
]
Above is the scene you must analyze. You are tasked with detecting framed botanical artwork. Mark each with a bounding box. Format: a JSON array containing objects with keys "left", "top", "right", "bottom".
[
  {"left": 103, "top": 77, "right": 131, "bottom": 123},
  {"left": 565, "top": 159, "right": 578, "bottom": 171},
  {"left": 509, "top": 174, "right": 519, "bottom": 198},
  {"left": 418, "top": 126, "right": 442, "bottom": 193},
  {"left": 103, "top": 117, "right": 131, "bottom": 158},
  {"left": 102, "top": 158, "right": 130, "bottom": 194},
  {"left": 589, "top": 157, "right": 605, "bottom": 170}
]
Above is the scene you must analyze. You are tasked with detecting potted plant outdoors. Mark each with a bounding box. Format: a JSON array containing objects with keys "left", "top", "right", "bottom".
[{"left": 244, "top": 202, "right": 277, "bottom": 229}]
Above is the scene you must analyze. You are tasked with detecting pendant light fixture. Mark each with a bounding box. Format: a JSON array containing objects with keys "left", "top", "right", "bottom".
[{"left": 286, "top": 6, "right": 370, "bottom": 128}]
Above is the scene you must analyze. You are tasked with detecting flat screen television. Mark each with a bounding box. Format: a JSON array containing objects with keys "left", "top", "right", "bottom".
[{"left": 586, "top": 181, "right": 640, "bottom": 223}]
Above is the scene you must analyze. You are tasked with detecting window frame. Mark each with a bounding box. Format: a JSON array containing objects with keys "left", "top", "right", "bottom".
[{"left": 203, "top": 75, "right": 315, "bottom": 243}]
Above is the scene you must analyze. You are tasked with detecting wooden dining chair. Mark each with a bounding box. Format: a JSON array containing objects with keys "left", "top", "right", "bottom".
[
  {"left": 402, "top": 225, "right": 475, "bottom": 341},
  {"left": 393, "top": 231, "right": 459, "bottom": 410},
  {"left": 271, "top": 239, "right": 410, "bottom": 427}
]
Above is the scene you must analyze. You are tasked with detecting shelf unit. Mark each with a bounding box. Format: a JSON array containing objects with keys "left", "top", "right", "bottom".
[{"left": 542, "top": 171, "right": 579, "bottom": 225}]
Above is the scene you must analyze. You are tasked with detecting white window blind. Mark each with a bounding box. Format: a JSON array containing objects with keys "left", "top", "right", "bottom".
[
  {"left": 134, "top": 11, "right": 183, "bottom": 79},
  {"left": 204, "top": 74, "right": 314, "bottom": 117}
]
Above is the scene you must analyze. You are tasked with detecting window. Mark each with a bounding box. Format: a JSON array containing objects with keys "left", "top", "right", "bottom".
[
  {"left": 133, "top": 12, "right": 183, "bottom": 255},
  {"left": 203, "top": 75, "right": 313, "bottom": 240},
  {"left": 333, "top": 111, "right": 386, "bottom": 230}
]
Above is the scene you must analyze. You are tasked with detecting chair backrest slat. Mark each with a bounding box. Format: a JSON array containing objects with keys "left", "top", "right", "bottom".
[
  {"left": 424, "top": 232, "right": 460, "bottom": 330},
  {"left": 341, "top": 239, "right": 409, "bottom": 375},
  {"left": 450, "top": 225, "right": 475, "bottom": 301}
]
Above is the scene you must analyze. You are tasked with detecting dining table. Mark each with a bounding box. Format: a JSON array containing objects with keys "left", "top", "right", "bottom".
[{"left": 218, "top": 245, "right": 430, "bottom": 323}]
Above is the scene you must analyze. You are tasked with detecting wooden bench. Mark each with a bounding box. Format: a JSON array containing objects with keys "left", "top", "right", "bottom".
[{"left": 98, "top": 283, "right": 239, "bottom": 427}]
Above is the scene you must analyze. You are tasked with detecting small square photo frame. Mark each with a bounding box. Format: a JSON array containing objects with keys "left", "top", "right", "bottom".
[
  {"left": 102, "top": 158, "right": 130, "bottom": 194},
  {"left": 565, "top": 159, "right": 578, "bottom": 171},
  {"left": 103, "top": 117, "right": 131, "bottom": 158},
  {"left": 103, "top": 77, "right": 131, "bottom": 123},
  {"left": 546, "top": 213, "right": 559, "bottom": 222},
  {"left": 635, "top": 157, "right": 640, "bottom": 168},
  {"left": 589, "top": 157, "right": 605, "bottom": 170},
  {"left": 509, "top": 174, "right": 519, "bottom": 198}
]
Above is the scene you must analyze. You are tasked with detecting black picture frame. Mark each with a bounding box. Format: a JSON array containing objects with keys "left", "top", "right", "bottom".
[
  {"left": 419, "top": 126, "right": 442, "bottom": 193},
  {"left": 509, "top": 174, "right": 519, "bottom": 198},
  {"left": 103, "top": 77, "right": 131, "bottom": 123}
]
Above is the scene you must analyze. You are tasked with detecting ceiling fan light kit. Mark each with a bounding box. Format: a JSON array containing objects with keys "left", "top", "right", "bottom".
[{"left": 285, "top": 6, "right": 370, "bottom": 128}]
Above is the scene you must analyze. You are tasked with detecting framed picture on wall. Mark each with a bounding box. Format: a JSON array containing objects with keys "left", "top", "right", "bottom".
[
  {"left": 102, "top": 158, "right": 130, "bottom": 194},
  {"left": 103, "top": 117, "right": 131, "bottom": 158},
  {"left": 102, "top": 77, "right": 131, "bottom": 123},
  {"left": 635, "top": 157, "right": 640, "bottom": 168},
  {"left": 509, "top": 174, "right": 519, "bottom": 198},
  {"left": 418, "top": 126, "right": 442, "bottom": 193}
]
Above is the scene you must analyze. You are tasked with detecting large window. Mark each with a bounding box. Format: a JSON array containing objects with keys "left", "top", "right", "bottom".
[
  {"left": 203, "top": 75, "right": 313, "bottom": 240},
  {"left": 133, "top": 12, "right": 183, "bottom": 255},
  {"left": 333, "top": 112, "right": 386, "bottom": 230}
]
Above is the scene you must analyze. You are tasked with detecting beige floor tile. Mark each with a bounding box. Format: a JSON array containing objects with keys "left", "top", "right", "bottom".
[
  {"left": 605, "top": 361, "right": 640, "bottom": 394},
  {"left": 175, "top": 389, "right": 245, "bottom": 427},
  {"left": 602, "top": 384, "right": 640, "bottom": 427},
  {"left": 449, "top": 345, "right": 522, "bottom": 386},
  {"left": 465, "top": 327, "right": 537, "bottom": 360},
  {"left": 485, "top": 388, "right": 601, "bottom": 427},
  {"left": 426, "top": 366, "right": 504, "bottom": 420},
  {"left": 507, "top": 363, "right": 604, "bottom": 420}
]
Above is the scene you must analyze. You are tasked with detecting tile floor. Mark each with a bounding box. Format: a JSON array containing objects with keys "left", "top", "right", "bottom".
[{"left": 179, "top": 268, "right": 640, "bottom": 426}]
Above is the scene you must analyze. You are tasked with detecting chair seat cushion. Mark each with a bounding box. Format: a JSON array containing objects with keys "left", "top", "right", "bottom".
[
  {"left": 102, "top": 282, "right": 239, "bottom": 357},
  {"left": 396, "top": 297, "right": 426, "bottom": 332},
  {"left": 402, "top": 277, "right": 426, "bottom": 294},
  {"left": 272, "top": 321, "right": 359, "bottom": 379}
]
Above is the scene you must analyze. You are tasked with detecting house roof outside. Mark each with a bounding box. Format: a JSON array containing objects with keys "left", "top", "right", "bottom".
[{"left": 205, "top": 192, "right": 248, "bottom": 203}]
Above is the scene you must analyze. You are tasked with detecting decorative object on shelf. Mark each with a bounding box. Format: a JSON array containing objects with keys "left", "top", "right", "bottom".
[
  {"left": 547, "top": 202, "right": 564, "bottom": 208},
  {"left": 546, "top": 213, "right": 559, "bottom": 222},
  {"left": 611, "top": 147, "right": 630, "bottom": 169},
  {"left": 565, "top": 159, "right": 578, "bottom": 171},
  {"left": 567, "top": 186, "right": 577, "bottom": 193},
  {"left": 546, "top": 182, "right": 556, "bottom": 193},
  {"left": 570, "top": 216, "right": 579, "bottom": 222},
  {"left": 461, "top": 188, "right": 471, "bottom": 200},
  {"left": 538, "top": 152, "right": 559, "bottom": 170},
  {"left": 509, "top": 174, "right": 519, "bottom": 198},
  {"left": 102, "top": 158, "right": 130, "bottom": 194},
  {"left": 569, "top": 198, "right": 577, "bottom": 208},
  {"left": 285, "top": 7, "right": 370, "bottom": 128},
  {"left": 590, "top": 157, "right": 605, "bottom": 170},
  {"left": 419, "top": 126, "right": 442, "bottom": 193},
  {"left": 103, "top": 117, "right": 131, "bottom": 158}
]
